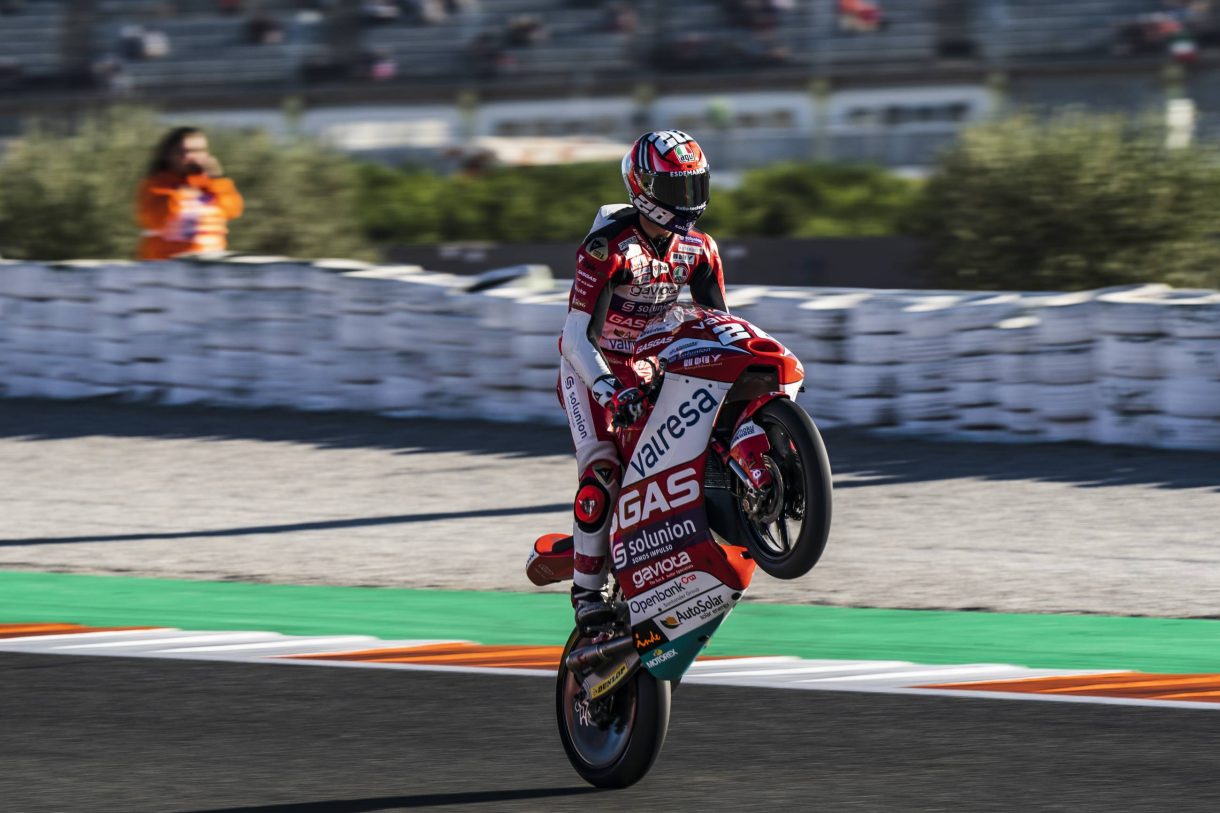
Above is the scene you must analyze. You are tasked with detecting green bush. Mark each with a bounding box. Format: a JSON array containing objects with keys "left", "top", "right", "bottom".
[
  {"left": 703, "top": 162, "right": 920, "bottom": 238},
  {"left": 0, "top": 107, "right": 372, "bottom": 261},
  {"left": 353, "top": 162, "right": 625, "bottom": 245},
  {"left": 908, "top": 113, "right": 1220, "bottom": 291},
  {"left": 351, "top": 160, "right": 918, "bottom": 246},
  {"left": 0, "top": 106, "right": 918, "bottom": 261}
]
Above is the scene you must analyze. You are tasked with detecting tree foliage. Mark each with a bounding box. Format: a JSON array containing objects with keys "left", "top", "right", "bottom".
[
  {"left": 353, "top": 160, "right": 919, "bottom": 245},
  {"left": 0, "top": 107, "right": 919, "bottom": 262},
  {"left": 908, "top": 113, "right": 1220, "bottom": 291},
  {"left": 0, "top": 107, "right": 372, "bottom": 261}
]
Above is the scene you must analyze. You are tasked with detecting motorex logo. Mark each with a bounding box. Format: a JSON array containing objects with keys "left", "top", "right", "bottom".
[{"left": 644, "top": 647, "right": 678, "bottom": 669}]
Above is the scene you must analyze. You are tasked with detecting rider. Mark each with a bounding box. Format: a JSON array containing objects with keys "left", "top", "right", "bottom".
[{"left": 559, "top": 130, "right": 728, "bottom": 630}]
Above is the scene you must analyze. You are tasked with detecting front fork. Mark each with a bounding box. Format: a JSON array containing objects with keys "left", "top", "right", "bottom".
[{"left": 713, "top": 392, "right": 788, "bottom": 492}]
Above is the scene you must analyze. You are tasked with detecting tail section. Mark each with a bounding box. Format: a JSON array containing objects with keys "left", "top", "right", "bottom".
[{"left": 526, "top": 533, "right": 576, "bottom": 586}]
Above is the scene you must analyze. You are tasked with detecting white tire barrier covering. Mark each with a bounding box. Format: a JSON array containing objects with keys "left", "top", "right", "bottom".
[{"left": 1, "top": 261, "right": 1219, "bottom": 451}]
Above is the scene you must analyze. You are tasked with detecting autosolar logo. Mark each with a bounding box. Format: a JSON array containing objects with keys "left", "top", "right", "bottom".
[{"left": 659, "top": 592, "right": 728, "bottom": 629}]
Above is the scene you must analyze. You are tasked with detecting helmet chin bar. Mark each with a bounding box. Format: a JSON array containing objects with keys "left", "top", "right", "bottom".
[
  {"left": 632, "top": 192, "right": 701, "bottom": 235},
  {"left": 648, "top": 208, "right": 699, "bottom": 236}
]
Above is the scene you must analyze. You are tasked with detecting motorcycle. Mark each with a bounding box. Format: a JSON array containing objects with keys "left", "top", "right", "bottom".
[{"left": 526, "top": 302, "right": 833, "bottom": 788}]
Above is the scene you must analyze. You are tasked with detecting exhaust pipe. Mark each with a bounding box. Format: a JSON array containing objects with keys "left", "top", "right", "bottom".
[{"left": 565, "top": 635, "right": 635, "bottom": 672}]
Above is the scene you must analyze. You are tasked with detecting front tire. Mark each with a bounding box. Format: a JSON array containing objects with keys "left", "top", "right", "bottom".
[
  {"left": 736, "top": 397, "right": 833, "bottom": 580},
  {"left": 556, "top": 628, "right": 671, "bottom": 788}
]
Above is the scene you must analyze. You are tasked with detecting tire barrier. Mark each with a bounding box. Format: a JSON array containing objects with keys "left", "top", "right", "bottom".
[{"left": 2, "top": 257, "right": 1220, "bottom": 451}]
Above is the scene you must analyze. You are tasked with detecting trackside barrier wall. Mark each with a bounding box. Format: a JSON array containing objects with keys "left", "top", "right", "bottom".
[{"left": 1, "top": 258, "right": 1219, "bottom": 452}]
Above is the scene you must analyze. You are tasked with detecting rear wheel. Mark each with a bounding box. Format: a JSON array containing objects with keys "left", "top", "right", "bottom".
[
  {"left": 556, "top": 628, "right": 671, "bottom": 788},
  {"left": 735, "top": 397, "right": 832, "bottom": 580}
]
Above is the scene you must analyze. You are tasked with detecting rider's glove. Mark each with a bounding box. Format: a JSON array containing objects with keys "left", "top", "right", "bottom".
[
  {"left": 609, "top": 386, "right": 646, "bottom": 428},
  {"left": 592, "top": 375, "right": 646, "bottom": 428}
]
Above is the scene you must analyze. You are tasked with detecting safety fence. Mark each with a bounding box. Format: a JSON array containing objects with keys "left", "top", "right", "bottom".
[{"left": 1, "top": 257, "right": 1219, "bottom": 452}]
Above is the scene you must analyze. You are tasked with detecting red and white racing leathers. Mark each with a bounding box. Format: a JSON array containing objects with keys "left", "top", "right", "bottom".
[{"left": 559, "top": 203, "right": 728, "bottom": 592}]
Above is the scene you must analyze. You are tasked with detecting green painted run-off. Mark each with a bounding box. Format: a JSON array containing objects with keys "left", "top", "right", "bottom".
[{"left": 1, "top": 571, "right": 1218, "bottom": 674}]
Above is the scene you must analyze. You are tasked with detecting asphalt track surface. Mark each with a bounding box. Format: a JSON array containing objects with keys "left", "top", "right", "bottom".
[
  {"left": 1, "top": 652, "right": 1218, "bottom": 813},
  {"left": 1, "top": 399, "right": 1219, "bottom": 616}
]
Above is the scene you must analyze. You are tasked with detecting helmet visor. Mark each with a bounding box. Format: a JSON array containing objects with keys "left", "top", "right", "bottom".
[{"left": 647, "top": 170, "right": 710, "bottom": 213}]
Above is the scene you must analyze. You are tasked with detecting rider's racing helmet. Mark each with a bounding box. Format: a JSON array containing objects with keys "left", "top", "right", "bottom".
[{"left": 622, "top": 130, "right": 710, "bottom": 235}]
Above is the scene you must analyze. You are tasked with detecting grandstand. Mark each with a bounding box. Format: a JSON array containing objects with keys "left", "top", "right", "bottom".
[
  {"left": 1, "top": 1, "right": 1218, "bottom": 167},
  {"left": 0, "top": 0, "right": 1213, "bottom": 94},
  {"left": 0, "top": 0, "right": 65, "bottom": 83}
]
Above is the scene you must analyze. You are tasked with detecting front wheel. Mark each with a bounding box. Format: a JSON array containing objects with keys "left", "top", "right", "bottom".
[
  {"left": 735, "top": 397, "right": 833, "bottom": 580},
  {"left": 556, "top": 628, "right": 671, "bottom": 788}
]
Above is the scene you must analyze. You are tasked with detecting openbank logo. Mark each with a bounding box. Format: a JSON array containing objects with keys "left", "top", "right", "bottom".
[{"left": 630, "top": 550, "right": 691, "bottom": 589}]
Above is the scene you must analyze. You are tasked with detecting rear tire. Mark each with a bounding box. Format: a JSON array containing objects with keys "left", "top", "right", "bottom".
[
  {"left": 737, "top": 397, "right": 832, "bottom": 580},
  {"left": 556, "top": 628, "right": 671, "bottom": 788}
]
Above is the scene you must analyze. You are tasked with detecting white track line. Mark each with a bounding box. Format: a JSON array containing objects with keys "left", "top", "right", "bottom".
[{"left": 1, "top": 628, "right": 1215, "bottom": 711}]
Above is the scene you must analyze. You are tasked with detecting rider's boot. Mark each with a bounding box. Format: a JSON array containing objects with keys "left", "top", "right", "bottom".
[
  {"left": 571, "top": 584, "right": 616, "bottom": 634},
  {"left": 570, "top": 459, "right": 621, "bottom": 634}
]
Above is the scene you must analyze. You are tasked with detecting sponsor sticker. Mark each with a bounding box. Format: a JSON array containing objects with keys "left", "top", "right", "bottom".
[
  {"left": 589, "top": 661, "right": 629, "bottom": 699},
  {"left": 653, "top": 585, "right": 735, "bottom": 637},
  {"left": 619, "top": 508, "right": 702, "bottom": 569},
  {"left": 585, "top": 236, "right": 609, "bottom": 262},
  {"left": 628, "top": 569, "right": 721, "bottom": 617},
  {"left": 600, "top": 338, "right": 634, "bottom": 353},
  {"left": 564, "top": 377, "right": 589, "bottom": 441},
  {"left": 633, "top": 623, "right": 664, "bottom": 652},
  {"left": 626, "top": 388, "right": 718, "bottom": 481},
  {"left": 630, "top": 550, "right": 692, "bottom": 590},
  {"left": 644, "top": 647, "right": 678, "bottom": 668},
  {"left": 672, "top": 264, "right": 690, "bottom": 285},
  {"left": 617, "top": 466, "right": 701, "bottom": 528},
  {"left": 611, "top": 537, "right": 627, "bottom": 570},
  {"left": 634, "top": 334, "right": 673, "bottom": 356}
]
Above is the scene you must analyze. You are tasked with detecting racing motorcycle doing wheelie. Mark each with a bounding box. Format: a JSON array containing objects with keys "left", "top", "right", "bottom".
[{"left": 526, "top": 302, "right": 833, "bottom": 789}]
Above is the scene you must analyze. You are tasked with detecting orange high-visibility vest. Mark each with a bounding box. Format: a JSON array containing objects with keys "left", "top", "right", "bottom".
[{"left": 135, "top": 171, "right": 244, "bottom": 260}]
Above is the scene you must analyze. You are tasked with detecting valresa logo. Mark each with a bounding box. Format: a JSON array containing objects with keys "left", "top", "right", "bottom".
[
  {"left": 631, "top": 551, "right": 692, "bottom": 589},
  {"left": 627, "top": 388, "right": 718, "bottom": 480},
  {"left": 617, "top": 467, "right": 700, "bottom": 529}
]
